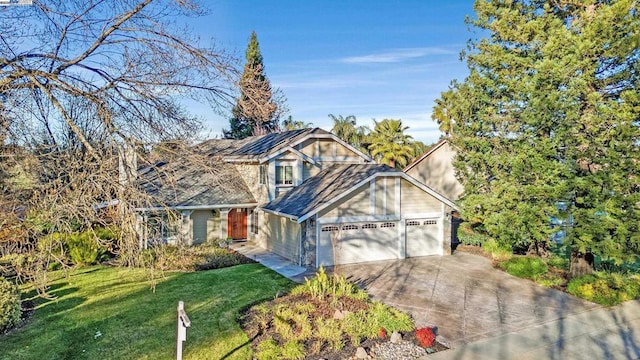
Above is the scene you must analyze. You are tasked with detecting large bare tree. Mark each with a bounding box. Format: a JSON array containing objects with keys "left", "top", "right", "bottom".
[{"left": 0, "top": 0, "right": 238, "bottom": 278}]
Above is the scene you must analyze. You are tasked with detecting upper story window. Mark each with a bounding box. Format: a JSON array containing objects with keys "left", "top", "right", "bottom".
[
  {"left": 259, "top": 165, "right": 267, "bottom": 185},
  {"left": 276, "top": 165, "right": 293, "bottom": 185}
]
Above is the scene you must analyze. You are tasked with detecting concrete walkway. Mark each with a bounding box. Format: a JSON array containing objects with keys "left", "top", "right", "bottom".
[
  {"left": 429, "top": 300, "right": 640, "bottom": 360},
  {"left": 229, "top": 241, "right": 313, "bottom": 282}
]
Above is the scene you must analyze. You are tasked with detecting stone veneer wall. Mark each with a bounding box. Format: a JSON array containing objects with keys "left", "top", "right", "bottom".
[
  {"left": 302, "top": 217, "right": 317, "bottom": 267},
  {"left": 234, "top": 164, "right": 268, "bottom": 204}
]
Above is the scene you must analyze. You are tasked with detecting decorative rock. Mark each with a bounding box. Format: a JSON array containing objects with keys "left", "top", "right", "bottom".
[
  {"left": 333, "top": 309, "right": 345, "bottom": 320},
  {"left": 390, "top": 331, "right": 403, "bottom": 343},
  {"left": 355, "top": 346, "right": 368, "bottom": 359}
]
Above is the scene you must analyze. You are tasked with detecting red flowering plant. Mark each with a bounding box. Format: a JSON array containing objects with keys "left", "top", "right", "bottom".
[
  {"left": 378, "top": 327, "right": 387, "bottom": 339},
  {"left": 415, "top": 327, "right": 436, "bottom": 348}
]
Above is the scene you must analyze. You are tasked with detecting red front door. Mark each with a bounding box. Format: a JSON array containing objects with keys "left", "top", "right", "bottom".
[{"left": 228, "top": 209, "right": 247, "bottom": 240}]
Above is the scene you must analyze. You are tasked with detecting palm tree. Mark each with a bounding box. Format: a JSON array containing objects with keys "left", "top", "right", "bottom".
[
  {"left": 368, "top": 119, "right": 414, "bottom": 168},
  {"left": 328, "top": 114, "right": 369, "bottom": 152},
  {"left": 432, "top": 88, "right": 455, "bottom": 137},
  {"left": 281, "top": 116, "right": 313, "bottom": 131}
]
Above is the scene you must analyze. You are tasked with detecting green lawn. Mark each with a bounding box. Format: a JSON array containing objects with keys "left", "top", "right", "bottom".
[{"left": 0, "top": 264, "right": 294, "bottom": 360}]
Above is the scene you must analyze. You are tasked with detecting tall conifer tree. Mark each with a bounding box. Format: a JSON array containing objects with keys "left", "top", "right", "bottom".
[
  {"left": 225, "top": 31, "right": 280, "bottom": 139},
  {"left": 434, "top": 0, "right": 640, "bottom": 275}
]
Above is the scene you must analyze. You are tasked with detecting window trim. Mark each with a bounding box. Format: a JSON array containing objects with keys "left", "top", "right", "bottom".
[{"left": 276, "top": 165, "right": 293, "bottom": 185}]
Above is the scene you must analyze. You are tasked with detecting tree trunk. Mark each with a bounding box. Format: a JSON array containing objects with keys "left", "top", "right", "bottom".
[{"left": 570, "top": 251, "right": 594, "bottom": 278}]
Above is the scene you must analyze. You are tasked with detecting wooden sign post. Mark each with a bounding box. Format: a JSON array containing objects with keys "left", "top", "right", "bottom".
[{"left": 176, "top": 301, "right": 191, "bottom": 360}]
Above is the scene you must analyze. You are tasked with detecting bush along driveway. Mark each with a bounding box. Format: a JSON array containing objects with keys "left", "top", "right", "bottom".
[{"left": 335, "top": 252, "right": 600, "bottom": 347}]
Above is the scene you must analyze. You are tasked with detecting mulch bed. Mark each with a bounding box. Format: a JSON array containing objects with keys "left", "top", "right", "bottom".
[{"left": 239, "top": 292, "right": 448, "bottom": 359}]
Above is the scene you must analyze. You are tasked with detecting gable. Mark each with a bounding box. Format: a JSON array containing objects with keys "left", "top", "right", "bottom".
[{"left": 404, "top": 140, "right": 463, "bottom": 201}]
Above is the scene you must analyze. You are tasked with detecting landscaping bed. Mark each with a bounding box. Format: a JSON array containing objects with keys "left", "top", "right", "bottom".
[{"left": 240, "top": 268, "right": 448, "bottom": 359}]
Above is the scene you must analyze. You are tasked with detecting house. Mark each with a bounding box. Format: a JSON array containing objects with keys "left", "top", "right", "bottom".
[
  {"left": 136, "top": 128, "right": 459, "bottom": 266},
  {"left": 261, "top": 163, "right": 458, "bottom": 267},
  {"left": 404, "top": 139, "right": 464, "bottom": 248},
  {"left": 403, "top": 139, "right": 463, "bottom": 201},
  {"left": 135, "top": 128, "right": 371, "bottom": 246}
]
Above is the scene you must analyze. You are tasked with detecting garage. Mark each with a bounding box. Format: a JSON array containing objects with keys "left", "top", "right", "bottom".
[
  {"left": 318, "top": 221, "right": 400, "bottom": 266},
  {"left": 405, "top": 218, "right": 442, "bottom": 257}
]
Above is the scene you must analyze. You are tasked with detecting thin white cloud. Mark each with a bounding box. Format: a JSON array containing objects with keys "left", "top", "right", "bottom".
[{"left": 341, "top": 47, "right": 456, "bottom": 64}]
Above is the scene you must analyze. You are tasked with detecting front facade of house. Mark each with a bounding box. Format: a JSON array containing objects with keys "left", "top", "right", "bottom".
[
  {"left": 260, "top": 164, "right": 458, "bottom": 267},
  {"left": 136, "top": 129, "right": 459, "bottom": 266},
  {"left": 136, "top": 128, "right": 371, "bottom": 247}
]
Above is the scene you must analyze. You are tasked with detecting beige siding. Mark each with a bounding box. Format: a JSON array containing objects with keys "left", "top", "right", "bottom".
[
  {"left": 303, "top": 162, "right": 321, "bottom": 180},
  {"left": 406, "top": 142, "right": 463, "bottom": 200},
  {"left": 323, "top": 184, "right": 371, "bottom": 218},
  {"left": 263, "top": 213, "right": 300, "bottom": 262},
  {"left": 401, "top": 179, "right": 441, "bottom": 214},
  {"left": 206, "top": 213, "right": 220, "bottom": 243},
  {"left": 318, "top": 139, "right": 334, "bottom": 157},
  {"left": 335, "top": 142, "right": 359, "bottom": 158},
  {"left": 191, "top": 210, "right": 213, "bottom": 245},
  {"left": 374, "top": 178, "right": 384, "bottom": 215},
  {"left": 299, "top": 138, "right": 318, "bottom": 158}
]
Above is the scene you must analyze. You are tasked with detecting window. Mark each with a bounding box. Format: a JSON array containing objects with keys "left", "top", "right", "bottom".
[
  {"left": 259, "top": 165, "right": 267, "bottom": 185},
  {"left": 362, "top": 223, "right": 377, "bottom": 229},
  {"left": 380, "top": 222, "right": 396, "bottom": 228},
  {"left": 407, "top": 220, "right": 421, "bottom": 226},
  {"left": 251, "top": 211, "right": 259, "bottom": 234},
  {"left": 424, "top": 220, "right": 438, "bottom": 225},
  {"left": 342, "top": 224, "right": 359, "bottom": 231},
  {"left": 276, "top": 165, "right": 293, "bottom": 185},
  {"left": 321, "top": 225, "right": 339, "bottom": 232}
]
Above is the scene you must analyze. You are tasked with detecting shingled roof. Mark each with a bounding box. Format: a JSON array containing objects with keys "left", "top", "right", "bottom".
[
  {"left": 137, "top": 161, "right": 256, "bottom": 209},
  {"left": 261, "top": 164, "right": 398, "bottom": 220},
  {"left": 198, "top": 128, "right": 332, "bottom": 161}
]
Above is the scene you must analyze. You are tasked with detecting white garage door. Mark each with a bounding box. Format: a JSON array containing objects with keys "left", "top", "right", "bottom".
[
  {"left": 405, "top": 218, "right": 442, "bottom": 257},
  {"left": 318, "top": 222, "right": 399, "bottom": 266}
]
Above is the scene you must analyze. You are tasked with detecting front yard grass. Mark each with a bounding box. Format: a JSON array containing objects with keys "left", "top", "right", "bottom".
[{"left": 0, "top": 264, "right": 293, "bottom": 360}]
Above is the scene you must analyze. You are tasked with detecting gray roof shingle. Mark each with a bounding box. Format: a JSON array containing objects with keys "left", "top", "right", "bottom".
[
  {"left": 261, "top": 164, "right": 398, "bottom": 219},
  {"left": 198, "top": 128, "right": 331, "bottom": 161},
  {"left": 138, "top": 161, "right": 256, "bottom": 208}
]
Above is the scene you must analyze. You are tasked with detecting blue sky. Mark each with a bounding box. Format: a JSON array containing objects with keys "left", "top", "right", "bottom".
[{"left": 190, "top": 0, "right": 476, "bottom": 144}]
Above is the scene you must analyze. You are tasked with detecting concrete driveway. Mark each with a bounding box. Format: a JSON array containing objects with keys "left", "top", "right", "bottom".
[{"left": 335, "top": 252, "right": 599, "bottom": 347}]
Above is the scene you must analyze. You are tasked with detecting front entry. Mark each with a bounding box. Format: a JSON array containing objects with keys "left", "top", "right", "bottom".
[{"left": 228, "top": 208, "right": 247, "bottom": 240}]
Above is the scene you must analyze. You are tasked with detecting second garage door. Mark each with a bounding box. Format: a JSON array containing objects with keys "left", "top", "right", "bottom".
[
  {"left": 318, "top": 222, "right": 399, "bottom": 266},
  {"left": 405, "top": 218, "right": 441, "bottom": 257}
]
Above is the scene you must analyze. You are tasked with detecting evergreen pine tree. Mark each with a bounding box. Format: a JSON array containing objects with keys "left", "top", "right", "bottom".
[
  {"left": 224, "top": 31, "right": 280, "bottom": 139},
  {"left": 434, "top": 0, "right": 640, "bottom": 275}
]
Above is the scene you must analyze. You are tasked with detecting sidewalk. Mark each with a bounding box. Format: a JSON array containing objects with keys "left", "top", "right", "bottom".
[
  {"left": 229, "top": 241, "right": 314, "bottom": 282},
  {"left": 428, "top": 300, "right": 640, "bottom": 360}
]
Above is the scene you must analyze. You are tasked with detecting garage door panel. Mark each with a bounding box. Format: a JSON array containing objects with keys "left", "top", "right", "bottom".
[
  {"left": 406, "top": 218, "right": 441, "bottom": 257},
  {"left": 318, "top": 222, "right": 399, "bottom": 266}
]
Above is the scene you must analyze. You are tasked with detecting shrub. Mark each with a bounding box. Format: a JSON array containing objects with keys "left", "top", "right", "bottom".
[
  {"left": 291, "top": 266, "right": 368, "bottom": 302},
  {"left": 547, "top": 255, "right": 570, "bottom": 271},
  {"left": 0, "top": 277, "right": 21, "bottom": 332},
  {"left": 141, "top": 244, "right": 254, "bottom": 271},
  {"left": 534, "top": 272, "right": 564, "bottom": 288},
  {"left": 499, "top": 256, "right": 548, "bottom": 279},
  {"left": 457, "top": 223, "right": 490, "bottom": 246},
  {"left": 415, "top": 327, "right": 436, "bottom": 348},
  {"left": 66, "top": 231, "right": 108, "bottom": 266},
  {"left": 368, "top": 301, "right": 414, "bottom": 333},
  {"left": 567, "top": 272, "right": 640, "bottom": 306},
  {"left": 482, "top": 238, "right": 513, "bottom": 261}
]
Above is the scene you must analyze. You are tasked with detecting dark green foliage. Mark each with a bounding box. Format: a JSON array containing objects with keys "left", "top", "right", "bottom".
[
  {"left": 567, "top": 272, "right": 640, "bottom": 306},
  {"left": 434, "top": 0, "right": 640, "bottom": 271},
  {"left": 500, "top": 256, "right": 549, "bottom": 279},
  {"left": 224, "top": 31, "right": 281, "bottom": 139},
  {"left": 457, "top": 223, "right": 490, "bottom": 246},
  {"left": 0, "top": 277, "right": 21, "bottom": 332}
]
